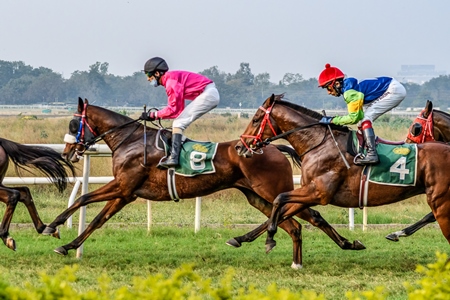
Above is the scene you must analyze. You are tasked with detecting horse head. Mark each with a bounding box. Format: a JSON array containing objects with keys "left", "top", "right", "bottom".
[
  {"left": 235, "top": 94, "right": 283, "bottom": 157},
  {"left": 62, "top": 97, "right": 141, "bottom": 163},
  {"left": 406, "top": 100, "right": 435, "bottom": 143},
  {"left": 236, "top": 94, "right": 327, "bottom": 158}
]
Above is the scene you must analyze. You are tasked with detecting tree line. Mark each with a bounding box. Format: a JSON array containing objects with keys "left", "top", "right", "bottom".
[{"left": 1, "top": 59, "right": 450, "bottom": 110}]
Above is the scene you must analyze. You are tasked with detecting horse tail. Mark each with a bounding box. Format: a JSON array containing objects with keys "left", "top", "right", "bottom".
[
  {"left": 275, "top": 144, "right": 301, "bottom": 168},
  {"left": 0, "top": 138, "right": 76, "bottom": 193}
]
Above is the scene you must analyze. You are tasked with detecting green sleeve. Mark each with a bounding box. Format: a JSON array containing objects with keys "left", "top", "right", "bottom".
[{"left": 332, "top": 89, "right": 365, "bottom": 125}]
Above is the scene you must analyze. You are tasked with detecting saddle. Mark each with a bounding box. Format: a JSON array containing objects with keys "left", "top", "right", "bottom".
[{"left": 346, "top": 130, "right": 405, "bottom": 158}]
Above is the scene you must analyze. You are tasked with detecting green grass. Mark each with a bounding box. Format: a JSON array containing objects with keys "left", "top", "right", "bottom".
[{"left": 0, "top": 225, "right": 447, "bottom": 300}]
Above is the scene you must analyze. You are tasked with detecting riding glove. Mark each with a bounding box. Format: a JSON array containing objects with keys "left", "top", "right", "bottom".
[
  {"left": 319, "top": 116, "right": 333, "bottom": 124},
  {"left": 140, "top": 112, "right": 156, "bottom": 121}
]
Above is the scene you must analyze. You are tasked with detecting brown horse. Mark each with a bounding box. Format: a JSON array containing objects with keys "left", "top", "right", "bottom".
[
  {"left": 42, "top": 97, "right": 364, "bottom": 269},
  {"left": 0, "top": 138, "right": 74, "bottom": 250},
  {"left": 386, "top": 100, "right": 450, "bottom": 241},
  {"left": 236, "top": 94, "right": 450, "bottom": 263}
]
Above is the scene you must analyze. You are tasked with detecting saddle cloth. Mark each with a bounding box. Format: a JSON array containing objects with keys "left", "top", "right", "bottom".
[
  {"left": 156, "top": 130, "right": 218, "bottom": 177},
  {"left": 349, "top": 131, "right": 418, "bottom": 186}
]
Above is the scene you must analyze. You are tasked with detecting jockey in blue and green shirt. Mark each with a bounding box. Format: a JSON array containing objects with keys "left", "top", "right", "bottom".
[{"left": 318, "top": 63, "right": 406, "bottom": 165}]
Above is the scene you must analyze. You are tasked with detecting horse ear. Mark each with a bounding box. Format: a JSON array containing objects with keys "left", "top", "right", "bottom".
[
  {"left": 424, "top": 100, "right": 433, "bottom": 118},
  {"left": 78, "top": 97, "right": 83, "bottom": 111},
  {"left": 84, "top": 98, "right": 89, "bottom": 105},
  {"left": 269, "top": 94, "right": 275, "bottom": 105}
]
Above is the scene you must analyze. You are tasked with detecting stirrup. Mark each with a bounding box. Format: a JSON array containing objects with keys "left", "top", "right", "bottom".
[
  {"left": 354, "top": 153, "right": 379, "bottom": 165},
  {"left": 157, "top": 156, "right": 179, "bottom": 169}
]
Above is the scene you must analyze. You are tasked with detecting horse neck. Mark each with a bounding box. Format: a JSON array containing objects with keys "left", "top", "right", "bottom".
[
  {"left": 87, "top": 107, "right": 147, "bottom": 151},
  {"left": 433, "top": 111, "right": 450, "bottom": 142},
  {"left": 272, "top": 106, "right": 326, "bottom": 155}
]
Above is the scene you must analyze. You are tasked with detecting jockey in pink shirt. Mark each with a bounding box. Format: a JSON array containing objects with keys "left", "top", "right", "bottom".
[{"left": 140, "top": 57, "right": 220, "bottom": 169}]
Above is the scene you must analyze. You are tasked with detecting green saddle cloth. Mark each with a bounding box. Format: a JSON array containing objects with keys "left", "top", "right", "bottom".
[
  {"left": 170, "top": 140, "right": 218, "bottom": 177},
  {"left": 351, "top": 131, "right": 418, "bottom": 186}
]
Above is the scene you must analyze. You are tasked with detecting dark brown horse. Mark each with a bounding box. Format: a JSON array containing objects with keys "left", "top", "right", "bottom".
[
  {"left": 0, "top": 138, "right": 75, "bottom": 250},
  {"left": 236, "top": 94, "right": 450, "bottom": 264},
  {"left": 386, "top": 100, "right": 450, "bottom": 241},
  {"left": 42, "top": 97, "right": 364, "bottom": 269}
]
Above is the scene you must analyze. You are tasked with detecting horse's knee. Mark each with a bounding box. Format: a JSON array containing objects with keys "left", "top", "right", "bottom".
[
  {"left": 307, "top": 209, "right": 327, "bottom": 226},
  {"left": 8, "top": 191, "right": 20, "bottom": 206}
]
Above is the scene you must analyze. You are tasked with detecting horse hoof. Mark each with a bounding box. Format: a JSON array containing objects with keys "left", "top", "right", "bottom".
[
  {"left": 291, "top": 262, "right": 303, "bottom": 270},
  {"left": 354, "top": 240, "right": 366, "bottom": 250},
  {"left": 42, "top": 227, "right": 60, "bottom": 239},
  {"left": 385, "top": 233, "right": 399, "bottom": 242},
  {"left": 265, "top": 241, "right": 276, "bottom": 254},
  {"left": 6, "top": 237, "right": 16, "bottom": 251},
  {"left": 54, "top": 247, "right": 68, "bottom": 256},
  {"left": 226, "top": 238, "right": 242, "bottom": 248}
]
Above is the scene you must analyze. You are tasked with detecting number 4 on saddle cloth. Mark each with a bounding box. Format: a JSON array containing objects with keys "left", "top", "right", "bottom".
[
  {"left": 348, "top": 131, "right": 417, "bottom": 187},
  {"left": 156, "top": 130, "right": 218, "bottom": 177}
]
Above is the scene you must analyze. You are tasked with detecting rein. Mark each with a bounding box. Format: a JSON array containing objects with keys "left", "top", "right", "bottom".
[
  {"left": 84, "top": 119, "right": 140, "bottom": 150},
  {"left": 75, "top": 103, "right": 141, "bottom": 153},
  {"left": 240, "top": 100, "right": 328, "bottom": 158},
  {"left": 257, "top": 123, "right": 321, "bottom": 146}
]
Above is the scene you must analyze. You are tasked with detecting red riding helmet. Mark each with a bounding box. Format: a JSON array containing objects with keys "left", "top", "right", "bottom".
[{"left": 318, "top": 63, "right": 345, "bottom": 87}]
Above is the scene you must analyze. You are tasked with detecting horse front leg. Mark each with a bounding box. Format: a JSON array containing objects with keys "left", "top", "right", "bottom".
[
  {"left": 42, "top": 181, "right": 123, "bottom": 238},
  {"left": 385, "top": 212, "right": 436, "bottom": 242},
  {"left": 266, "top": 189, "right": 323, "bottom": 253},
  {"left": 15, "top": 186, "right": 46, "bottom": 233},
  {"left": 54, "top": 197, "right": 132, "bottom": 256},
  {"left": 227, "top": 190, "right": 303, "bottom": 269},
  {"left": 0, "top": 187, "right": 20, "bottom": 251}
]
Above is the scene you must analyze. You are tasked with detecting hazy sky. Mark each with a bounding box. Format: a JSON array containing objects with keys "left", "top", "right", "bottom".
[{"left": 1, "top": 1, "right": 449, "bottom": 83}]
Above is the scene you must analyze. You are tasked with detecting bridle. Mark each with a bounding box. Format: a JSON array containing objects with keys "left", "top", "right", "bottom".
[
  {"left": 65, "top": 103, "right": 140, "bottom": 158},
  {"left": 406, "top": 109, "right": 435, "bottom": 143},
  {"left": 239, "top": 101, "right": 326, "bottom": 157},
  {"left": 239, "top": 102, "right": 278, "bottom": 154}
]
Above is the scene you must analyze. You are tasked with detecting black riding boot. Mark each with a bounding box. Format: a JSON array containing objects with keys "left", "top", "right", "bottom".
[
  {"left": 355, "top": 128, "right": 379, "bottom": 165},
  {"left": 158, "top": 133, "right": 183, "bottom": 168}
]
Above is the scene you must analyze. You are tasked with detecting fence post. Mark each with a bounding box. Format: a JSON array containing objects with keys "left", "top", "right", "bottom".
[
  {"left": 67, "top": 180, "right": 82, "bottom": 228},
  {"left": 76, "top": 154, "right": 90, "bottom": 259}
]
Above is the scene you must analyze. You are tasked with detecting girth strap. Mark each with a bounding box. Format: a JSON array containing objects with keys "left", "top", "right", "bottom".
[
  {"left": 358, "top": 166, "right": 370, "bottom": 209},
  {"left": 167, "top": 168, "right": 180, "bottom": 202}
]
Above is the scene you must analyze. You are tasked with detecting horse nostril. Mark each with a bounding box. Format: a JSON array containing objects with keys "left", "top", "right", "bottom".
[{"left": 235, "top": 145, "right": 241, "bottom": 151}]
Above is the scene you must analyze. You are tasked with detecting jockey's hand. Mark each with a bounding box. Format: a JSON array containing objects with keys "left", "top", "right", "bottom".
[
  {"left": 140, "top": 112, "right": 156, "bottom": 121},
  {"left": 319, "top": 116, "right": 333, "bottom": 124}
]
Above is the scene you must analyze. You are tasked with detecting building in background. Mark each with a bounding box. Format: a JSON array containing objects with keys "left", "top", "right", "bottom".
[{"left": 397, "top": 65, "right": 446, "bottom": 84}]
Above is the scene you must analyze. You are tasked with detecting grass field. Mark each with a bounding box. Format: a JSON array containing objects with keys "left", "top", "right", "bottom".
[
  {"left": 0, "top": 226, "right": 447, "bottom": 300},
  {"left": 0, "top": 112, "right": 448, "bottom": 298}
]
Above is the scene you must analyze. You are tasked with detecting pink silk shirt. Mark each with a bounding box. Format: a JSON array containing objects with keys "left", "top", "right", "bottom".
[{"left": 157, "top": 70, "right": 213, "bottom": 119}]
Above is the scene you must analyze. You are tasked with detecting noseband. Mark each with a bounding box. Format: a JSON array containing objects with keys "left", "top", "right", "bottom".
[
  {"left": 239, "top": 102, "right": 278, "bottom": 154},
  {"left": 407, "top": 109, "right": 435, "bottom": 143}
]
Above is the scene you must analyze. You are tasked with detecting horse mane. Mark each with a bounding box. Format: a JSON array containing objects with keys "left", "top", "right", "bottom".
[
  {"left": 434, "top": 109, "right": 450, "bottom": 120},
  {"left": 273, "top": 94, "right": 323, "bottom": 120},
  {"left": 92, "top": 105, "right": 134, "bottom": 122}
]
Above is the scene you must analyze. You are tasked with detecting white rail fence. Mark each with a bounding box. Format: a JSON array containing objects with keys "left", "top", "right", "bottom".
[{"left": 5, "top": 144, "right": 361, "bottom": 258}]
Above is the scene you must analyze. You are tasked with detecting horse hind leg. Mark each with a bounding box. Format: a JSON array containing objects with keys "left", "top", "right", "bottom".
[
  {"left": 15, "top": 186, "right": 46, "bottom": 233},
  {"left": 385, "top": 212, "right": 436, "bottom": 242},
  {"left": 0, "top": 187, "right": 20, "bottom": 251},
  {"left": 297, "top": 208, "right": 366, "bottom": 250}
]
